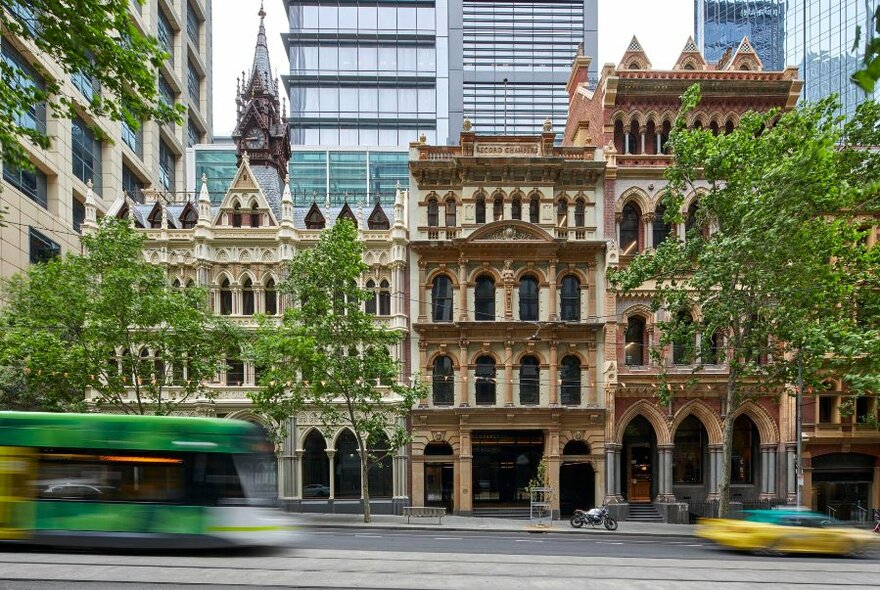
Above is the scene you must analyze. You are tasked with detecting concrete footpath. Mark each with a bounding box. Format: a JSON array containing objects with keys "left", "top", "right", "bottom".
[{"left": 292, "top": 511, "right": 697, "bottom": 538}]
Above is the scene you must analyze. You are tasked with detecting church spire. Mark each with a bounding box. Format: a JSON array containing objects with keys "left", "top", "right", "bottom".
[{"left": 245, "top": 1, "right": 276, "bottom": 98}]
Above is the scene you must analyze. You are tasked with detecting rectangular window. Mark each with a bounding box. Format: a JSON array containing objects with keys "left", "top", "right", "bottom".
[
  {"left": 72, "top": 194, "right": 85, "bottom": 233},
  {"left": 71, "top": 70, "right": 98, "bottom": 101},
  {"left": 3, "top": 161, "right": 47, "bottom": 207},
  {"left": 157, "top": 8, "right": 174, "bottom": 60},
  {"left": 121, "top": 120, "right": 143, "bottom": 158},
  {"left": 122, "top": 163, "right": 145, "bottom": 203},
  {"left": 187, "top": 118, "right": 201, "bottom": 147},
  {"left": 1, "top": 40, "right": 46, "bottom": 133},
  {"left": 158, "top": 75, "right": 175, "bottom": 107},
  {"left": 71, "top": 116, "right": 102, "bottom": 194},
  {"left": 29, "top": 227, "right": 60, "bottom": 264},
  {"left": 159, "top": 140, "right": 175, "bottom": 190},
  {"left": 819, "top": 396, "right": 835, "bottom": 423},
  {"left": 187, "top": 2, "right": 200, "bottom": 48},
  {"left": 187, "top": 61, "right": 200, "bottom": 104}
]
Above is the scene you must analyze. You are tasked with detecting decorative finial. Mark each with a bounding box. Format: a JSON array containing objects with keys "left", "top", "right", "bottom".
[
  {"left": 462, "top": 117, "right": 472, "bottom": 132},
  {"left": 258, "top": 1, "right": 265, "bottom": 19},
  {"left": 242, "top": 151, "right": 250, "bottom": 163},
  {"left": 543, "top": 117, "right": 552, "bottom": 133},
  {"left": 419, "top": 133, "right": 427, "bottom": 144},
  {"left": 577, "top": 42, "right": 584, "bottom": 57}
]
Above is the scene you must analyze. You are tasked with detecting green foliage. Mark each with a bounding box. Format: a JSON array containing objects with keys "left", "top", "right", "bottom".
[
  {"left": 610, "top": 85, "right": 880, "bottom": 514},
  {"left": 0, "top": 219, "right": 240, "bottom": 414},
  {"left": 0, "top": 0, "right": 184, "bottom": 172},
  {"left": 852, "top": 6, "right": 880, "bottom": 93},
  {"left": 250, "top": 220, "right": 425, "bottom": 521}
]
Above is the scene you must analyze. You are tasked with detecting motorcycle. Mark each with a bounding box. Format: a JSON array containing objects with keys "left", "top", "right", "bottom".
[{"left": 570, "top": 504, "right": 618, "bottom": 531}]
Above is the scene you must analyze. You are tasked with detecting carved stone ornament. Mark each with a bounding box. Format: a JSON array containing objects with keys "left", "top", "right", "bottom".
[
  {"left": 481, "top": 225, "right": 540, "bottom": 241},
  {"left": 433, "top": 431, "right": 443, "bottom": 442},
  {"left": 574, "top": 430, "right": 583, "bottom": 441}
]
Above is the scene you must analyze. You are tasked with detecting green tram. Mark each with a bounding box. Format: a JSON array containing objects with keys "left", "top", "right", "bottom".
[{"left": 0, "top": 412, "right": 291, "bottom": 548}]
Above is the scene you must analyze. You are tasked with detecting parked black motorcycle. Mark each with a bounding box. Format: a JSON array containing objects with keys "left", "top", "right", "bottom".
[{"left": 570, "top": 504, "right": 618, "bottom": 531}]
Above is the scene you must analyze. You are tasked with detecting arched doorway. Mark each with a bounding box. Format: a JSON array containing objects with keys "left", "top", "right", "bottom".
[
  {"left": 812, "top": 453, "right": 875, "bottom": 521},
  {"left": 302, "top": 430, "right": 329, "bottom": 498},
  {"left": 335, "top": 430, "right": 361, "bottom": 499},
  {"left": 672, "top": 415, "right": 708, "bottom": 501},
  {"left": 621, "top": 416, "right": 657, "bottom": 502},
  {"left": 560, "top": 440, "right": 595, "bottom": 515},
  {"left": 730, "top": 414, "right": 760, "bottom": 500},
  {"left": 424, "top": 442, "right": 454, "bottom": 513}
]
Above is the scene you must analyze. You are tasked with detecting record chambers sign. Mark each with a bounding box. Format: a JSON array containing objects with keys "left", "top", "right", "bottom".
[{"left": 474, "top": 141, "right": 542, "bottom": 157}]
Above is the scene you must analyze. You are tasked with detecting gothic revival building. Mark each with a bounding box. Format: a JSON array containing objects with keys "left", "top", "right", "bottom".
[
  {"left": 89, "top": 8, "right": 412, "bottom": 514},
  {"left": 407, "top": 123, "right": 609, "bottom": 517}
]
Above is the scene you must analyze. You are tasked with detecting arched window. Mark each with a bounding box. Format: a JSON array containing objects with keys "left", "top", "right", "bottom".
[
  {"left": 148, "top": 205, "right": 162, "bottom": 229},
  {"left": 172, "top": 278, "right": 181, "bottom": 289},
  {"left": 334, "top": 430, "right": 361, "bottom": 498},
  {"left": 431, "top": 275, "right": 453, "bottom": 322},
  {"left": 367, "top": 432, "right": 393, "bottom": 498},
  {"left": 614, "top": 119, "right": 625, "bottom": 153},
  {"left": 365, "top": 279, "right": 377, "bottom": 315},
  {"left": 709, "top": 121, "right": 720, "bottom": 136},
  {"left": 219, "top": 278, "right": 232, "bottom": 315},
  {"left": 625, "top": 316, "right": 646, "bottom": 366},
  {"left": 560, "top": 275, "right": 580, "bottom": 321},
  {"left": 378, "top": 280, "right": 391, "bottom": 316},
  {"left": 731, "top": 415, "right": 758, "bottom": 483},
  {"left": 232, "top": 202, "right": 242, "bottom": 228},
  {"left": 493, "top": 196, "right": 503, "bottom": 221},
  {"left": 475, "top": 196, "right": 486, "bottom": 224},
  {"left": 475, "top": 356, "right": 496, "bottom": 405},
  {"left": 265, "top": 279, "right": 277, "bottom": 315},
  {"left": 180, "top": 205, "right": 197, "bottom": 229},
  {"left": 474, "top": 275, "right": 495, "bottom": 321},
  {"left": 511, "top": 196, "right": 522, "bottom": 220},
  {"left": 427, "top": 198, "right": 439, "bottom": 227},
  {"left": 226, "top": 347, "right": 244, "bottom": 386},
  {"left": 620, "top": 203, "right": 640, "bottom": 254},
  {"left": 725, "top": 120, "right": 735, "bottom": 134},
  {"left": 560, "top": 356, "right": 581, "bottom": 405},
  {"left": 432, "top": 355, "right": 454, "bottom": 405},
  {"left": 673, "top": 415, "right": 705, "bottom": 484},
  {"left": 153, "top": 353, "right": 165, "bottom": 385},
  {"left": 574, "top": 199, "right": 585, "bottom": 227},
  {"left": 250, "top": 203, "right": 260, "bottom": 228},
  {"left": 519, "top": 356, "right": 540, "bottom": 405},
  {"left": 242, "top": 278, "right": 255, "bottom": 316},
  {"left": 529, "top": 196, "right": 539, "bottom": 223},
  {"left": 627, "top": 121, "right": 639, "bottom": 154},
  {"left": 660, "top": 121, "right": 671, "bottom": 153},
  {"left": 305, "top": 204, "right": 325, "bottom": 229},
  {"left": 172, "top": 355, "right": 186, "bottom": 385},
  {"left": 702, "top": 329, "right": 723, "bottom": 365},
  {"left": 445, "top": 198, "right": 456, "bottom": 227},
  {"left": 672, "top": 310, "right": 694, "bottom": 365},
  {"left": 519, "top": 275, "right": 539, "bottom": 321},
  {"left": 302, "top": 430, "right": 329, "bottom": 497},
  {"left": 557, "top": 198, "right": 567, "bottom": 226},
  {"left": 653, "top": 204, "right": 670, "bottom": 247}
]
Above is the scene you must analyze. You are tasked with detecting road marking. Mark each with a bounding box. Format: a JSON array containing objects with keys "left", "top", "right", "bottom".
[
  {"left": 596, "top": 541, "right": 624, "bottom": 545},
  {"left": 354, "top": 534, "right": 382, "bottom": 538},
  {"left": 433, "top": 537, "right": 463, "bottom": 540},
  {"left": 515, "top": 539, "right": 543, "bottom": 542}
]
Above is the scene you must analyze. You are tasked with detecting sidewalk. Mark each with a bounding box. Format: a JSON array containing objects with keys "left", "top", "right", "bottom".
[{"left": 291, "top": 512, "right": 696, "bottom": 538}]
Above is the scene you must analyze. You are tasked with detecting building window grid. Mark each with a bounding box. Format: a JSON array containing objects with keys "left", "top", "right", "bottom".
[
  {"left": 71, "top": 116, "right": 102, "bottom": 194},
  {"left": 1, "top": 41, "right": 46, "bottom": 134},
  {"left": 158, "top": 75, "right": 175, "bottom": 108},
  {"left": 186, "top": 2, "right": 200, "bottom": 48},
  {"left": 159, "top": 140, "right": 175, "bottom": 191},
  {"left": 187, "top": 118, "right": 201, "bottom": 147},
  {"left": 187, "top": 61, "right": 201, "bottom": 105},
  {"left": 29, "top": 227, "right": 60, "bottom": 264},
  {"left": 121, "top": 121, "right": 143, "bottom": 158},
  {"left": 3, "top": 161, "right": 47, "bottom": 207},
  {"left": 157, "top": 8, "right": 174, "bottom": 61}
]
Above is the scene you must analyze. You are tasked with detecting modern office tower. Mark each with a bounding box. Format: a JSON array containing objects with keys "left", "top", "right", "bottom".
[
  {"left": 695, "top": 0, "right": 785, "bottom": 71},
  {"left": 786, "top": 0, "right": 879, "bottom": 117},
  {"left": 0, "top": 1, "right": 213, "bottom": 280},
  {"left": 285, "top": 0, "right": 598, "bottom": 145}
]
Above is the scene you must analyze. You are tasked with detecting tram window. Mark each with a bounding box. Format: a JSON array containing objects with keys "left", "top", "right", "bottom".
[{"left": 191, "top": 452, "right": 246, "bottom": 504}]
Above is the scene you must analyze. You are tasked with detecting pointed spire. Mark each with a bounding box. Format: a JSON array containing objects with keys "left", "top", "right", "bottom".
[
  {"left": 281, "top": 174, "right": 294, "bottom": 223},
  {"left": 198, "top": 173, "right": 212, "bottom": 222},
  {"left": 626, "top": 36, "right": 644, "bottom": 53},
  {"left": 619, "top": 35, "right": 651, "bottom": 70},
  {"left": 246, "top": 1, "right": 275, "bottom": 98}
]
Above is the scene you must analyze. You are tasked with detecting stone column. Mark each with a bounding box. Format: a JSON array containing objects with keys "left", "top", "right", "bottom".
[
  {"left": 279, "top": 417, "right": 297, "bottom": 500},
  {"left": 624, "top": 133, "right": 630, "bottom": 154},
  {"left": 459, "top": 430, "right": 473, "bottom": 514},
  {"left": 254, "top": 287, "right": 264, "bottom": 314},
  {"left": 458, "top": 257, "right": 469, "bottom": 321},
  {"left": 708, "top": 444, "right": 721, "bottom": 499},
  {"left": 767, "top": 447, "right": 777, "bottom": 497},
  {"left": 548, "top": 259, "right": 558, "bottom": 321},
  {"left": 640, "top": 129, "right": 646, "bottom": 154},
  {"left": 760, "top": 448, "right": 769, "bottom": 496},
  {"left": 417, "top": 259, "right": 428, "bottom": 322},
  {"left": 504, "top": 340, "right": 514, "bottom": 407},
  {"left": 548, "top": 340, "right": 559, "bottom": 406},
  {"left": 458, "top": 340, "right": 469, "bottom": 406},
  {"left": 592, "top": 458, "right": 604, "bottom": 508},
  {"left": 658, "top": 444, "right": 675, "bottom": 501},
  {"left": 656, "top": 133, "right": 662, "bottom": 154},
  {"left": 786, "top": 444, "right": 797, "bottom": 503},
  {"left": 605, "top": 446, "right": 615, "bottom": 499},
  {"left": 293, "top": 450, "right": 304, "bottom": 498},
  {"left": 326, "top": 449, "right": 336, "bottom": 500},
  {"left": 586, "top": 263, "right": 596, "bottom": 318},
  {"left": 232, "top": 288, "right": 241, "bottom": 316}
]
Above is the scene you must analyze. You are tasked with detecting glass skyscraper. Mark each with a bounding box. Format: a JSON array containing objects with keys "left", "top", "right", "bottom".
[
  {"left": 785, "top": 0, "right": 879, "bottom": 118},
  {"left": 695, "top": 0, "right": 786, "bottom": 71},
  {"left": 285, "top": 0, "right": 598, "bottom": 145}
]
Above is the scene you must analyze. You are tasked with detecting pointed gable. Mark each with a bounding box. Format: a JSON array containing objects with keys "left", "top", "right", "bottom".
[
  {"left": 367, "top": 202, "right": 390, "bottom": 230},
  {"left": 214, "top": 154, "right": 279, "bottom": 227},
  {"left": 178, "top": 201, "right": 198, "bottom": 229},
  {"left": 336, "top": 203, "right": 357, "bottom": 225},
  {"left": 618, "top": 35, "right": 651, "bottom": 70},
  {"left": 725, "top": 37, "right": 764, "bottom": 72},
  {"left": 673, "top": 36, "right": 708, "bottom": 71},
  {"left": 146, "top": 201, "right": 163, "bottom": 229},
  {"left": 304, "top": 202, "right": 325, "bottom": 229}
]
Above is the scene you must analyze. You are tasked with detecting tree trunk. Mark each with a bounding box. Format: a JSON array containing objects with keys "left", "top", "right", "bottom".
[
  {"left": 717, "top": 367, "right": 738, "bottom": 518},
  {"left": 359, "top": 440, "right": 372, "bottom": 524}
]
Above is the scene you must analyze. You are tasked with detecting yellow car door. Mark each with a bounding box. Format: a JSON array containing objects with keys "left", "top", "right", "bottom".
[{"left": 0, "top": 447, "right": 36, "bottom": 540}]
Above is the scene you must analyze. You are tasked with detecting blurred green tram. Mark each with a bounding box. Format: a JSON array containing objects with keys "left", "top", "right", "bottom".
[{"left": 0, "top": 412, "right": 289, "bottom": 548}]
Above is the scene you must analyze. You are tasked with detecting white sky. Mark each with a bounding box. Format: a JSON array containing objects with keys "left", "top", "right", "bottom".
[{"left": 212, "top": 0, "right": 694, "bottom": 137}]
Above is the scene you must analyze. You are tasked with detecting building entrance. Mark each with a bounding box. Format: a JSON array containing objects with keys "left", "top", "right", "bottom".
[
  {"left": 812, "top": 453, "right": 875, "bottom": 521},
  {"left": 472, "top": 430, "right": 544, "bottom": 506},
  {"left": 424, "top": 463, "right": 454, "bottom": 513},
  {"left": 621, "top": 416, "right": 656, "bottom": 503}
]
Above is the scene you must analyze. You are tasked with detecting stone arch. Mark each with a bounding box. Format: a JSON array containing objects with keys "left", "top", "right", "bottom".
[
  {"left": 297, "top": 426, "right": 328, "bottom": 450},
  {"left": 427, "top": 350, "right": 460, "bottom": 369},
  {"left": 423, "top": 190, "right": 440, "bottom": 205},
  {"left": 671, "top": 399, "right": 723, "bottom": 445},
  {"left": 615, "top": 399, "right": 672, "bottom": 445},
  {"left": 240, "top": 249, "right": 252, "bottom": 263},
  {"left": 443, "top": 190, "right": 461, "bottom": 204},
  {"left": 329, "top": 427, "right": 360, "bottom": 449},
  {"left": 216, "top": 248, "right": 230, "bottom": 262},
  {"left": 215, "top": 270, "right": 235, "bottom": 286},
  {"left": 618, "top": 187, "right": 651, "bottom": 215},
  {"left": 514, "top": 350, "right": 547, "bottom": 365},
  {"left": 258, "top": 271, "right": 279, "bottom": 286},
  {"left": 490, "top": 188, "right": 507, "bottom": 201},
  {"left": 224, "top": 410, "right": 270, "bottom": 429},
  {"left": 426, "top": 268, "right": 459, "bottom": 287},
  {"left": 643, "top": 110, "right": 661, "bottom": 128},
  {"left": 556, "top": 267, "right": 588, "bottom": 286},
  {"left": 514, "top": 266, "right": 547, "bottom": 284},
  {"left": 731, "top": 401, "right": 779, "bottom": 445},
  {"left": 629, "top": 110, "right": 646, "bottom": 128},
  {"left": 527, "top": 188, "right": 543, "bottom": 201},
  {"left": 469, "top": 350, "right": 502, "bottom": 365},
  {"left": 621, "top": 303, "right": 654, "bottom": 323},
  {"left": 556, "top": 348, "right": 589, "bottom": 367},
  {"left": 610, "top": 110, "right": 629, "bottom": 128},
  {"left": 682, "top": 188, "right": 708, "bottom": 213},
  {"left": 467, "top": 266, "right": 503, "bottom": 284},
  {"left": 238, "top": 269, "right": 257, "bottom": 285}
]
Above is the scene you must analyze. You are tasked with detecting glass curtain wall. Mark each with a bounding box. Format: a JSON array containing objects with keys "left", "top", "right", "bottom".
[{"left": 695, "top": 0, "right": 785, "bottom": 70}]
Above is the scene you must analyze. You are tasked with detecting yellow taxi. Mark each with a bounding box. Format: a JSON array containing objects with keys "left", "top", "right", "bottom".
[{"left": 697, "top": 509, "right": 878, "bottom": 556}]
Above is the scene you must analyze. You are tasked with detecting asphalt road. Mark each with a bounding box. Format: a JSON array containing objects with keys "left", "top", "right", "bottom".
[{"left": 0, "top": 527, "right": 877, "bottom": 589}]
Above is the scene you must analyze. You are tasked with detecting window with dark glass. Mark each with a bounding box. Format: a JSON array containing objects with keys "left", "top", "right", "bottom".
[
  {"left": 122, "top": 120, "right": 143, "bottom": 157},
  {"left": 159, "top": 140, "right": 175, "bottom": 190},
  {"left": 653, "top": 204, "right": 670, "bottom": 247},
  {"left": 431, "top": 275, "right": 453, "bottom": 322},
  {"left": 365, "top": 279, "right": 377, "bottom": 314},
  {"left": 702, "top": 329, "right": 722, "bottom": 365},
  {"left": 122, "top": 163, "right": 145, "bottom": 203},
  {"left": 187, "top": 61, "right": 200, "bottom": 104},
  {"left": 226, "top": 348, "right": 244, "bottom": 386},
  {"left": 432, "top": 355, "right": 453, "bottom": 405},
  {"left": 232, "top": 203, "right": 242, "bottom": 228},
  {"left": 71, "top": 69, "right": 98, "bottom": 102},
  {"left": 219, "top": 279, "right": 232, "bottom": 315},
  {"left": 302, "top": 430, "right": 329, "bottom": 497},
  {"left": 334, "top": 430, "right": 361, "bottom": 498},
  {"left": 625, "top": 316, "right": 646, "bottom": 366},
  {"left": 1, "top": 41, "right": 46, "bottom": 133},
  {"left": 673, "top": 415, "right": 704, "bottom": 484},
  {"left": 519, "top": 275, "right": 538, "bottom": 321},
  {"left": 426, "top": 198, "right": 438, "bottom": 226},
  {"left": 187, "top": 118, "right": 200, "bottom": 148},
  {"left": 620, "top": 203, "right": 640, "bottom": 254},
  {"left": 3, "top": 161, "right": 47, "bottom": 207},
  {"left": 529, "top": 197, "right": 539, "bottom": 223},
  {"left": 72, "top": 116, "right": 102, "bottom": 194},
  {"left": 474, "top": 275, "right": 495, "bottom": 321},
  {"left": 250, "top": 204, "right": 260, "bottom": 228},
  {"left": 511, "top": 196, "right": 522, "bottom": 220},
  {"left": 157, "top": 8, "right": 173, "bottom": 60},
  {"left": 475, "top": 197, "right": 486, "bottom": 223},
  {"left": 560, "top": 356, "right": 581, "bottom": 405},
  {"left": 158, "top": 75, "right": 174, "bottom": 107},
  {"left": 730, "top": 415, "right": 756, "bottom": 483},
  {"left": 187, "top": 2, "right": 200, "bottom": 47},
  {"left": 28, "top": 227, "right": 59, "bottom": 264},
  {"left": 475, "top": 356, "right": 496, "bottom": 405},
  {"left": 367, "top": 432, "right": 393, "bottom": 499},
  {"left": 556, "top": 198, "right": 567, "bottom": 226},
  {"left": 147, "top": 205, "right": 162, "bottom": 229},
  {"left": 71, "top": 194, "right": 85, "bottom": 233},
  {"left": 519, "top": 356, "right": 539, "bottom": 405},
  {"left": 493, "top": 197, "right": 503, "bottom": 221},
  {"left": 685, "top": 202, "right": 699, "bottom": 235},
  {"left": 574, "top": 199, "right": 585, "bottom": 227},
  {"left": 672, "top": 311, "right": 694, "bottom": 365},
  {"left": 378, "top": 280, "right": 391, "bottom": 315},
  {"left": 560, "top": 275, "right": 580, "bottom": 321},
  {"left": 242, "top": 279, "right": 255, "bottom": 315},
  {"left": 179, "top": 205, "right": 197, "bottom": 229},
  {"left": 819, "top": 396, "right": 835, "bottom": 423},
  {"left": 265, "top": 279, "right": 277, "bottom": 315},
  {"left": 445, "top": 198, "right": 456, "bottom": 226}
]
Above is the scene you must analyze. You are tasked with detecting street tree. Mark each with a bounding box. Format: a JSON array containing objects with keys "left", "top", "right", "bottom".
[
  {"left": 0, "top": 218, "right": 239, "bottom": 414},
  {"left": 250, "top": 220, "right": 424, "bottom": 523},
  {"left": 0, "top": 0, "right": 182, "bottom": 178},
  {"left": 610, "top": 85, "right": 880, "bottom": 517}
]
